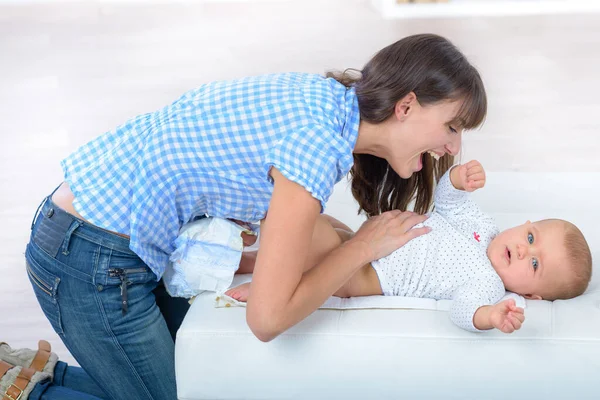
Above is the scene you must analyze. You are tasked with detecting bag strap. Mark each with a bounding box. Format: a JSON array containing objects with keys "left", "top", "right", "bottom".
[
  {"left": 1, "top": 340, "right": 53, "bottom": 400},
  {"left": 3, "top": 366, "right": 36, "bottom": 400},
  {"left": 28, "top": 341, "right": 51, "bottom": 373},
  {"left": 0, "top": 360, "right": 12, "bottom": 380}
]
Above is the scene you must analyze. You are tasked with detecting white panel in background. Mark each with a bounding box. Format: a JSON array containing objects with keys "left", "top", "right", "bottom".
[{"left": 372, "top": 0, "right": 600, "bottom": 19}]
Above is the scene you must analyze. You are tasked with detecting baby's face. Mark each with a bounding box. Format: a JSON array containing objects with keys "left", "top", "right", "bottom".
[{"left": 487, "top": 220, "right": 569, "bottom": 299}]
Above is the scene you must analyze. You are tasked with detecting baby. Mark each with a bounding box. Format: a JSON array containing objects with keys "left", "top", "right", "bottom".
[{"left": 226, "top": 161, "right": 592, "bottom": 333}]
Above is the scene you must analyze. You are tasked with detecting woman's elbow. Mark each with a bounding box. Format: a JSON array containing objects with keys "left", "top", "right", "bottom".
[{"left": 246, "top": 305, "right": 282, "bottom": 342}]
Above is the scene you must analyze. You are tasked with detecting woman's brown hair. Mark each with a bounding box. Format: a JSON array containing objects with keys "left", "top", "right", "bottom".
[{"left": 327, "top": 34, "right": 487, "bottom": 216}]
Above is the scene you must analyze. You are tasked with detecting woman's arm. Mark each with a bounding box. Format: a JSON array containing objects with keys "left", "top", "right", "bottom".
[
  {"left": 246, "top": 168, "right": 429, "bottom": 342},
  {"left": 236, "top": 214, "right": 348, "bottom": 275}
]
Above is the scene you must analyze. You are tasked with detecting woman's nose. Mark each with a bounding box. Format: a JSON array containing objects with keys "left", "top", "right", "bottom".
[{"left": 445, "top": 133, "right": 462, "bottom": 156}]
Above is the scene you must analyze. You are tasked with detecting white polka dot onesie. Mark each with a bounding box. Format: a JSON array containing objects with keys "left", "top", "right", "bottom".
[{"left": 371, "top": 167, "right": 505, "bottom": 332}]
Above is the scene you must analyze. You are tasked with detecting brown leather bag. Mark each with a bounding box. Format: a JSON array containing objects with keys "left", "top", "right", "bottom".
[{"left": 0, "top": 341, "right": 58, "bottom": 400}]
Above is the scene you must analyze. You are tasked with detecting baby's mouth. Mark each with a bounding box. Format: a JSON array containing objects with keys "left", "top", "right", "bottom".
[{"left": 505, "top": 247, "right": 511, "bottom": 265}]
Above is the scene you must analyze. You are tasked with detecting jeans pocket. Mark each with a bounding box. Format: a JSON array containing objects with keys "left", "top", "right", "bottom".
[
  {"left": 105, "top": 247, "right": 154, "bottom": 286},
  {"left": 95, "top": 247, "right": 156, "bottom": 317},
  {"left": 25, "top": 257, "right": 64, "bottom": 335}
]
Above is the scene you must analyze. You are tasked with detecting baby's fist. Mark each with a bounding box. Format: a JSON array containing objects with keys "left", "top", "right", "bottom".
[{"left": 450, "top": 160, "right": 486, "bottom": 192}]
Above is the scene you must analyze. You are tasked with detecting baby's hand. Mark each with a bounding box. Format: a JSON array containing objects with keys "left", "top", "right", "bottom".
[
  {"left": 490, "top": 299, "right": 525, "bottom": 333},
  {"left": 450, "top": 160, "right": 486, "bottom": 192}
]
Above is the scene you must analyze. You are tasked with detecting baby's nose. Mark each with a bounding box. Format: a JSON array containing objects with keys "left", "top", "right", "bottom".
[{"left": 517, "top": 244, "right": 528, "bottom": 259}]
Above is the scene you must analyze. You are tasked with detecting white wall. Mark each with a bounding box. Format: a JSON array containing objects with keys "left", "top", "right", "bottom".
[
  {"left": 1, "top": 0, "right": 599, "bottom": 363},
  {"left": 372, "top": 0, "right": 600, "bottom": 19}
]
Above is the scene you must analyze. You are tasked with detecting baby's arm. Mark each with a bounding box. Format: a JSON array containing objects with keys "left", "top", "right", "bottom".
[
  {"left": 450, "top": 274, "right": 519, "bottom": 332},
  {"left": 449, "top": 160, "right": 486, "bottom": 192},
  {"left": 434, "top": 161, "right": 487, "bottom": 219},
  {"left": 473, "top": 300, "right": 525, "bottom": 333}
]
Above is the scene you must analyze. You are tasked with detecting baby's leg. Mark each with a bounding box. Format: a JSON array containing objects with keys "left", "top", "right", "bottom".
[
  {"left": 304, "top": 214, "right": 346, "bottom": 269},
  {"left": 236, "top": 251, "right": 257, "bottom": 274},
  {"left": 227, "top": 264, "right": 382, "bottom": 300},
  {"left": 317, "top": 218, "right": 382, "bottom": 297},
  {"left": 227, "top": 215, "right": 348, "bottom": 301},
  {"left": 234, "top": 215, "right": 344, "bottom": 275},
  {"left": 333, "top": 263, "right": 383, "bottom": 298},
  {"left": 227, "top": 215, "right": 382, "bottom": 301},
  {"left": 320, "top": 214, "right": 354, "bottom": 232}
]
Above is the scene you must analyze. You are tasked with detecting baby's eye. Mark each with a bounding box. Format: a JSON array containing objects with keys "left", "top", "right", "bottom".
[
  {"left": 532, "top": 258, "right": 539, "bottom": 271},
  {"left": 528, "top": 233, "right": 534, "bottom": 244}
]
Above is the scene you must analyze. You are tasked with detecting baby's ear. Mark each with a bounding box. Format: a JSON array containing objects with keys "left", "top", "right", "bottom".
[{"left": 523, "top": 294, "right": 542, "bottom": 300}]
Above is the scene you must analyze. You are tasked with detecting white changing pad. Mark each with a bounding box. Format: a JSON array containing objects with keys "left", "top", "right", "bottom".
[{"left": 175, "top": 172, "right": 600, "bottom": 400}]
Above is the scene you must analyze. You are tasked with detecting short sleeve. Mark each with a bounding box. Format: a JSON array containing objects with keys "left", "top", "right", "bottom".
[{"left": 264, "top": 124, "right": 348, "bottom": 211}]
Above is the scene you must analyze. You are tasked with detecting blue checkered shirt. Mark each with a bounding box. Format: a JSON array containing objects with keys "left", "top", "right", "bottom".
[{"left": 61, "top": 73, "right": 360, "bottom": 278}]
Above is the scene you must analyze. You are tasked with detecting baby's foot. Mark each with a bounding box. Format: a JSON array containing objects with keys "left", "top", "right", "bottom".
[{"left": 225, "top": 283, "right": 251, "bottom": 302}]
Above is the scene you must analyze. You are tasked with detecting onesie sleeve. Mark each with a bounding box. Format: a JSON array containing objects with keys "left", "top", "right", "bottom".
[
  {"left": 434, "top": 167, "right": 487, "bottom": 220},
  {"left": 449, "top": 273, "right": 506, "bottom": 332}
]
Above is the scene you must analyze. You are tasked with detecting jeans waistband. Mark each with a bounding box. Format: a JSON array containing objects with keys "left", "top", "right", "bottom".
[{"left": 32, "top": 195, "right": 135, "bottom": 256}]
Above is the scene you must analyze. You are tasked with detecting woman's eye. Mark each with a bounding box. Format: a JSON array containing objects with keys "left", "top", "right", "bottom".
[
  {"left": 449, "top": 125, "right": 457, "bottom": 134},
  {"left": 528, "top": 233, "right": 534, "bottom": 244},
  {"left": 532, "top": 258, "right": 539, "bottom": 271}
]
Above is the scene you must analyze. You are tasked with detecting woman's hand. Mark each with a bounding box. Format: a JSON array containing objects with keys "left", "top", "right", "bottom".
[{"left": 348, "top": 210, "right": 430, "bottom": 262}]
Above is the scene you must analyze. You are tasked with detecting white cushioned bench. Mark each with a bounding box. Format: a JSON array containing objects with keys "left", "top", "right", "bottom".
[{"left": 175, "top": 172, "right": 600, "bottom": 400}]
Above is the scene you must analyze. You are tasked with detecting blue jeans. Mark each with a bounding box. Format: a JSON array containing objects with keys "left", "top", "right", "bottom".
[
  {"left": 29, "top": 361, "right": 106, "bottom": 399},
  {"left": 25, "top": 194, "right": 190, "bottom": 400}
]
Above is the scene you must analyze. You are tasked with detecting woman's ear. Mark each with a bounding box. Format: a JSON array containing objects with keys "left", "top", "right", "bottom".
[{"left": 394, "top": 92, "right": 417, "bottom": 122}]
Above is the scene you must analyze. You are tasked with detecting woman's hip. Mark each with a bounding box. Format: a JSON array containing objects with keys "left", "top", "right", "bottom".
[{"left": 27, "top": 193, "right": 155, "bottom": 284}]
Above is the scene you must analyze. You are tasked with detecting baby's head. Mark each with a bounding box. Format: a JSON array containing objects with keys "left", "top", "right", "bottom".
[{"left": 487, "top": 219, "right": 592, "bottom": 300}]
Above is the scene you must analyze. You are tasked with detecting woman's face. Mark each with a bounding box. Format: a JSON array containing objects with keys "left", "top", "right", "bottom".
[{"left": 386, "top": 96, "right": 464, "bottom": 179}]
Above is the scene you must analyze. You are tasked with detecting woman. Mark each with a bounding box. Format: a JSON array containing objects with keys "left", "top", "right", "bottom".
[{"left": 25, "top": 33, "right": 486, "bottom": 399}]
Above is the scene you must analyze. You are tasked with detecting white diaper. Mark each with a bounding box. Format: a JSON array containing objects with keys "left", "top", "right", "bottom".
[{"left": 163, "top": 217, "right": 257, "bottom": 298}]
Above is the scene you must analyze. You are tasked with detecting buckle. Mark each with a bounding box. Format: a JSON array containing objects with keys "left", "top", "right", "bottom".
[{"left": 5, "top": 383, "right": 24, "bottom": 400}]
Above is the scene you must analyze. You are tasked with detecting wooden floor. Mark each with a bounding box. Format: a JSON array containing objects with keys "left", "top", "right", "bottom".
[{"left": 1, "top": 0, "right": 599, "bottom": 365}]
